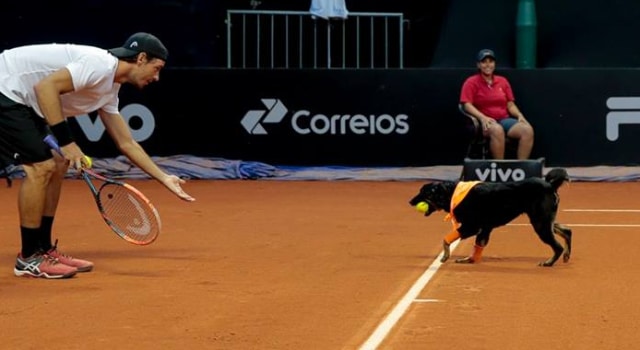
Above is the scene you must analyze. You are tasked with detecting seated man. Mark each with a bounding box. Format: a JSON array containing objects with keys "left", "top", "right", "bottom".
[{"left": 460, "top": 49, "right": 534, "bottom": 159}]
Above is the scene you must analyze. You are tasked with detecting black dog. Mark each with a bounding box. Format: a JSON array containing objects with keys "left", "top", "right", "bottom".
[{"left": 409, "top": 168, "right": 572, "bottom": 267}]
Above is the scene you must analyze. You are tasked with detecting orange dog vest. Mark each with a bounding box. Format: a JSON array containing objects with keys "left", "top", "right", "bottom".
[{"left": 443, "top": 181, "right": 480, "bottom": 243}]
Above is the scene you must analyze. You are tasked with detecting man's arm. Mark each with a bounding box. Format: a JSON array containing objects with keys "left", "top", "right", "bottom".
[
  {"left": 34, "top": 68, "right": 86, "bottom": 167},
  {"left": 97, "top": 109, "right": 195, "bottom": 202},
  {"left": 34, "top": 69, "right": 73, "bottom": 125}
]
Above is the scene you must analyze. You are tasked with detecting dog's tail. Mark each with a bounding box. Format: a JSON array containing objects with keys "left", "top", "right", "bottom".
[{"left": 545, "top": 168, "right": 570, "bottom": 191}]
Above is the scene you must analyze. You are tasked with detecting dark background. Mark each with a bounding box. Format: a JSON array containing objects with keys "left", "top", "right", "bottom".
[
  {"left": 69, "top": 68, "right": 640, "bottom": 167},
  {"left": 4, "top": 0, "right": 640, "bottom": 68},
  {"left": 2, "top": 0, "right": 640, "bottom": 167}
]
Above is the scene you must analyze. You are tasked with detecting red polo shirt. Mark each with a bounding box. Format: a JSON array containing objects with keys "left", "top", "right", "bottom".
[{"left": 460, "top": 73, "right": 515, "bottom": 121}]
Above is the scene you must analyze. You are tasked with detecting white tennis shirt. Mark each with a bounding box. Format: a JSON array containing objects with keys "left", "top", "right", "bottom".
[{"left": 0, "top": 43, "right": 121, "bottom": 118}]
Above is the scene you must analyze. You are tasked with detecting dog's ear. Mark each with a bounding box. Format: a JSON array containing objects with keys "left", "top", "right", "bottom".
[
  {"left": 443, "top": 181, "right": 457, "bottom": 194},
  {"left": 545, "top": 168, "right": 570, "bottom": 192},
  {"left": 427, "top": 181, "right": 456, "bottom": 212}
]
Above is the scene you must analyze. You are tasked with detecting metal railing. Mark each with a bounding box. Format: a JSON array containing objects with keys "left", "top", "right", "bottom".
[{"left": 226, "top": 10, "right": 404, "bottom": 69}]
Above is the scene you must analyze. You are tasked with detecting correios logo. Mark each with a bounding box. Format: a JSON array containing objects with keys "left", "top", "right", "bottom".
[
  {"left": 241, "top": 99, "right": 288, "bottom": 135},
  {"left": 241, "top": 98, "right": 410, "bottom": 135}
]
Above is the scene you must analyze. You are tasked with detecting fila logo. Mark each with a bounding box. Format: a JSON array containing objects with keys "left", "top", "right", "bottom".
[
  {"left": 241, "top": 99, "right": 288, "bottom": 135},
  {"left": 606, "top": 97, "right": 640, "bottom": 141}
]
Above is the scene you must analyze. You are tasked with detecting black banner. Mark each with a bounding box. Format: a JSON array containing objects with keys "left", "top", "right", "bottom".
[{"left": 72, "top": 69, "right": 640, "bottom": 167}]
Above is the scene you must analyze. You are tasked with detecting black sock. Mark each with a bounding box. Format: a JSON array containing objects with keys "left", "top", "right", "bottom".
[
  {"left": 20, "top": 227, "right": 41, "bottom": 258},
  {"left": 39, "top": 216, "right": 54, "bottom": 251}
]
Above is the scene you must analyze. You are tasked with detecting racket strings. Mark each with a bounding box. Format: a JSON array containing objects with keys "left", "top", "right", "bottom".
[{"left": 98, "top": 183, "right": 161, "bottom": 244}]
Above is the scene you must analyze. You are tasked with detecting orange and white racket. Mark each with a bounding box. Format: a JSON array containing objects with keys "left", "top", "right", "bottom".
[{"left": 44, "top": 135, "right": 161, "bottom": 245}]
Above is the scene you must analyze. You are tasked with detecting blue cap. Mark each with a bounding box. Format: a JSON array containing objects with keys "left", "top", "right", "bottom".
[{"left": 476, "top": 49, "right": 496, "bottom": 62}]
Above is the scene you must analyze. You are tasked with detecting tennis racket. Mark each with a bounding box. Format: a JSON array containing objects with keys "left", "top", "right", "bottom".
[{"left": 44, "top": 135, "right": 161, "bottom": 245}]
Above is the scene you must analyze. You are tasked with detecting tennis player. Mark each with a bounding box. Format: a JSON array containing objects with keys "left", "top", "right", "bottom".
[{"left": 0, "top": 32, "right": 195, "bottom": 279}]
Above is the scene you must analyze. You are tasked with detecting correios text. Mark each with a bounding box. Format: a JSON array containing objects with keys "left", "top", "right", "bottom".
[{"left": 290, "top": 111, "right": 409, "bottom": 135}]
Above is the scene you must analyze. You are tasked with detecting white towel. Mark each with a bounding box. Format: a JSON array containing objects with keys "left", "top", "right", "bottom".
[{"left": 310, "top": 0, "right": 349, "bottom": 19}]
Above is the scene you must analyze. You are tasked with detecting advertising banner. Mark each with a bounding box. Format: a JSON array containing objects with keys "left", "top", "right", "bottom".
[{"left": 71, "top": 69, "right": 640, "bottom": 167}]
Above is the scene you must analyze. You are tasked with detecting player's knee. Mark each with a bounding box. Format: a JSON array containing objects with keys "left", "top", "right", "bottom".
[{"left": 24, "top": 158, "right": 57, "bottom": 179}]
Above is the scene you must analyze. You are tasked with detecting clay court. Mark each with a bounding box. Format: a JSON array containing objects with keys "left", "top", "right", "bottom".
[{"left": 1, "top": 178, "right": 639, "bottom": 349}]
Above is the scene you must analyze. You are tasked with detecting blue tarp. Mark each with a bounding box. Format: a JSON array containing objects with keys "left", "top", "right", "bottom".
[{"left": 2, "top": 155, "right": 640, "bottom": 182}]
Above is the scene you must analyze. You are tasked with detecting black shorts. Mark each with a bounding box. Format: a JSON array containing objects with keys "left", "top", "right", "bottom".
[{"left": 0, "top": 92, "right": 52, "bottom": 167}]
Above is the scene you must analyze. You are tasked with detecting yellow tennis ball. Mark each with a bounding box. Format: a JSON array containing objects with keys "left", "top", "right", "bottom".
[
  {"left": 415, "top": 201, "right": 429, "bottom": 213},
  {"left": 83, "top": 155, "right": 93, "bottom": 169}
]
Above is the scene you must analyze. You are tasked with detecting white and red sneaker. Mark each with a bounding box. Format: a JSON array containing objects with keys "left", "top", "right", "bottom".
[
  {"left": 14, "top": 252, "right": 77, "bottom": 279},
  {"left": 46, "top": 240, "right": 94, "bottom": 272}
]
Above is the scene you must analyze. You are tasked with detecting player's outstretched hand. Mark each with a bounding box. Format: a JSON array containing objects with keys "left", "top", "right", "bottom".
[{"left": 162, "top": 174, "right": 195, "bottom": 202}]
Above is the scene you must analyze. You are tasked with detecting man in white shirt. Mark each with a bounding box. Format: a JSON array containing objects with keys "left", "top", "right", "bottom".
[{"left": 0, "top": 32, "right": 195, "bottom": 279}]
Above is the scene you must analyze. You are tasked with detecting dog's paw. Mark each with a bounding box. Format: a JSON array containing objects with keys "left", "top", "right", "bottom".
[
  {"left": 538, "top": 259, "right": 556, "bottom": 267},
  {"left": 454, "top": 256, "right": 475, "bottom": 264},
  {"left": 440, "top": 241, "right": 451, "bottom": 263}
]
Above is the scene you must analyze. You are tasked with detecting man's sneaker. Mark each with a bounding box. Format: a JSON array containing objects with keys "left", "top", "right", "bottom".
[
  {"left": 46, "top": 240, "right": 94, "bottom": 272},
  {"left": 14, "top": 252, "right": 77, "bottom": 279}
]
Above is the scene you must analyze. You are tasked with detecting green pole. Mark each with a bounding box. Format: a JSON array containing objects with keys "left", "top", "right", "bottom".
[{"left": 516, "top": 0, "right": 537, "bottom": 68}]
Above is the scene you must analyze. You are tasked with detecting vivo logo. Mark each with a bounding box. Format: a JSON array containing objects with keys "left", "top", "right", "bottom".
[
  {"left": 606, "top": 97, "right": 640, "bottom": 141},
  {"left": 75, "top": 103, "right": 156, "bottom": 142},
  {"left": 474, "top": 163, "right": 527, "bottom": 182}
]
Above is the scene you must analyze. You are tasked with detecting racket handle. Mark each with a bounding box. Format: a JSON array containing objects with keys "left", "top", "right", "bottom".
[{"left": 43, "top": 135, "right": 62, "bottom": 154}]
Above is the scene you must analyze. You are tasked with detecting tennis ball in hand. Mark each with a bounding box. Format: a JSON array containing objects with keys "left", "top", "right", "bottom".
[
  {"left": 415, "top": 201, "right": 429, "bottom": 213},
  {"left": 83, "top": 155, "right": 93, "bottom": 168}
]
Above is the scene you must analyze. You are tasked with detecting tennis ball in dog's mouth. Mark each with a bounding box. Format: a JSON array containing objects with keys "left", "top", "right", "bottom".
[{"left": 415, "top": 201, "right": 429, "bottom": 213}]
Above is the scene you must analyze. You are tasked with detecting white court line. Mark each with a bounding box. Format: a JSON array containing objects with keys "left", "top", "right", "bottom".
[
  {"left": 564, "top": 209, "right": 640, "bottom": 212},
  {"left": 359, "top": 239, "right": 460, "bottom": 350},
  {"left": 509, "top": 223, "right": 640, "bottom": 227},
  {"left": 359, "top": 216, "right": 639, "bottom": 349}
]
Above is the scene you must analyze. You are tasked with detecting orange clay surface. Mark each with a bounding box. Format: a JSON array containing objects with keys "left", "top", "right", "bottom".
[{"left": 1, "top": 179, "right": 640, "bottom": 349}]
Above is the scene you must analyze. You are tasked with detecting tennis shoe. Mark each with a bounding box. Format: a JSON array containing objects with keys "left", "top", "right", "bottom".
[
  {"left": 46, "top": 240, "right": 94, "bottom": 272},
  {"left": 14, "top": 252, "right": 77, "bottom": 279}
]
